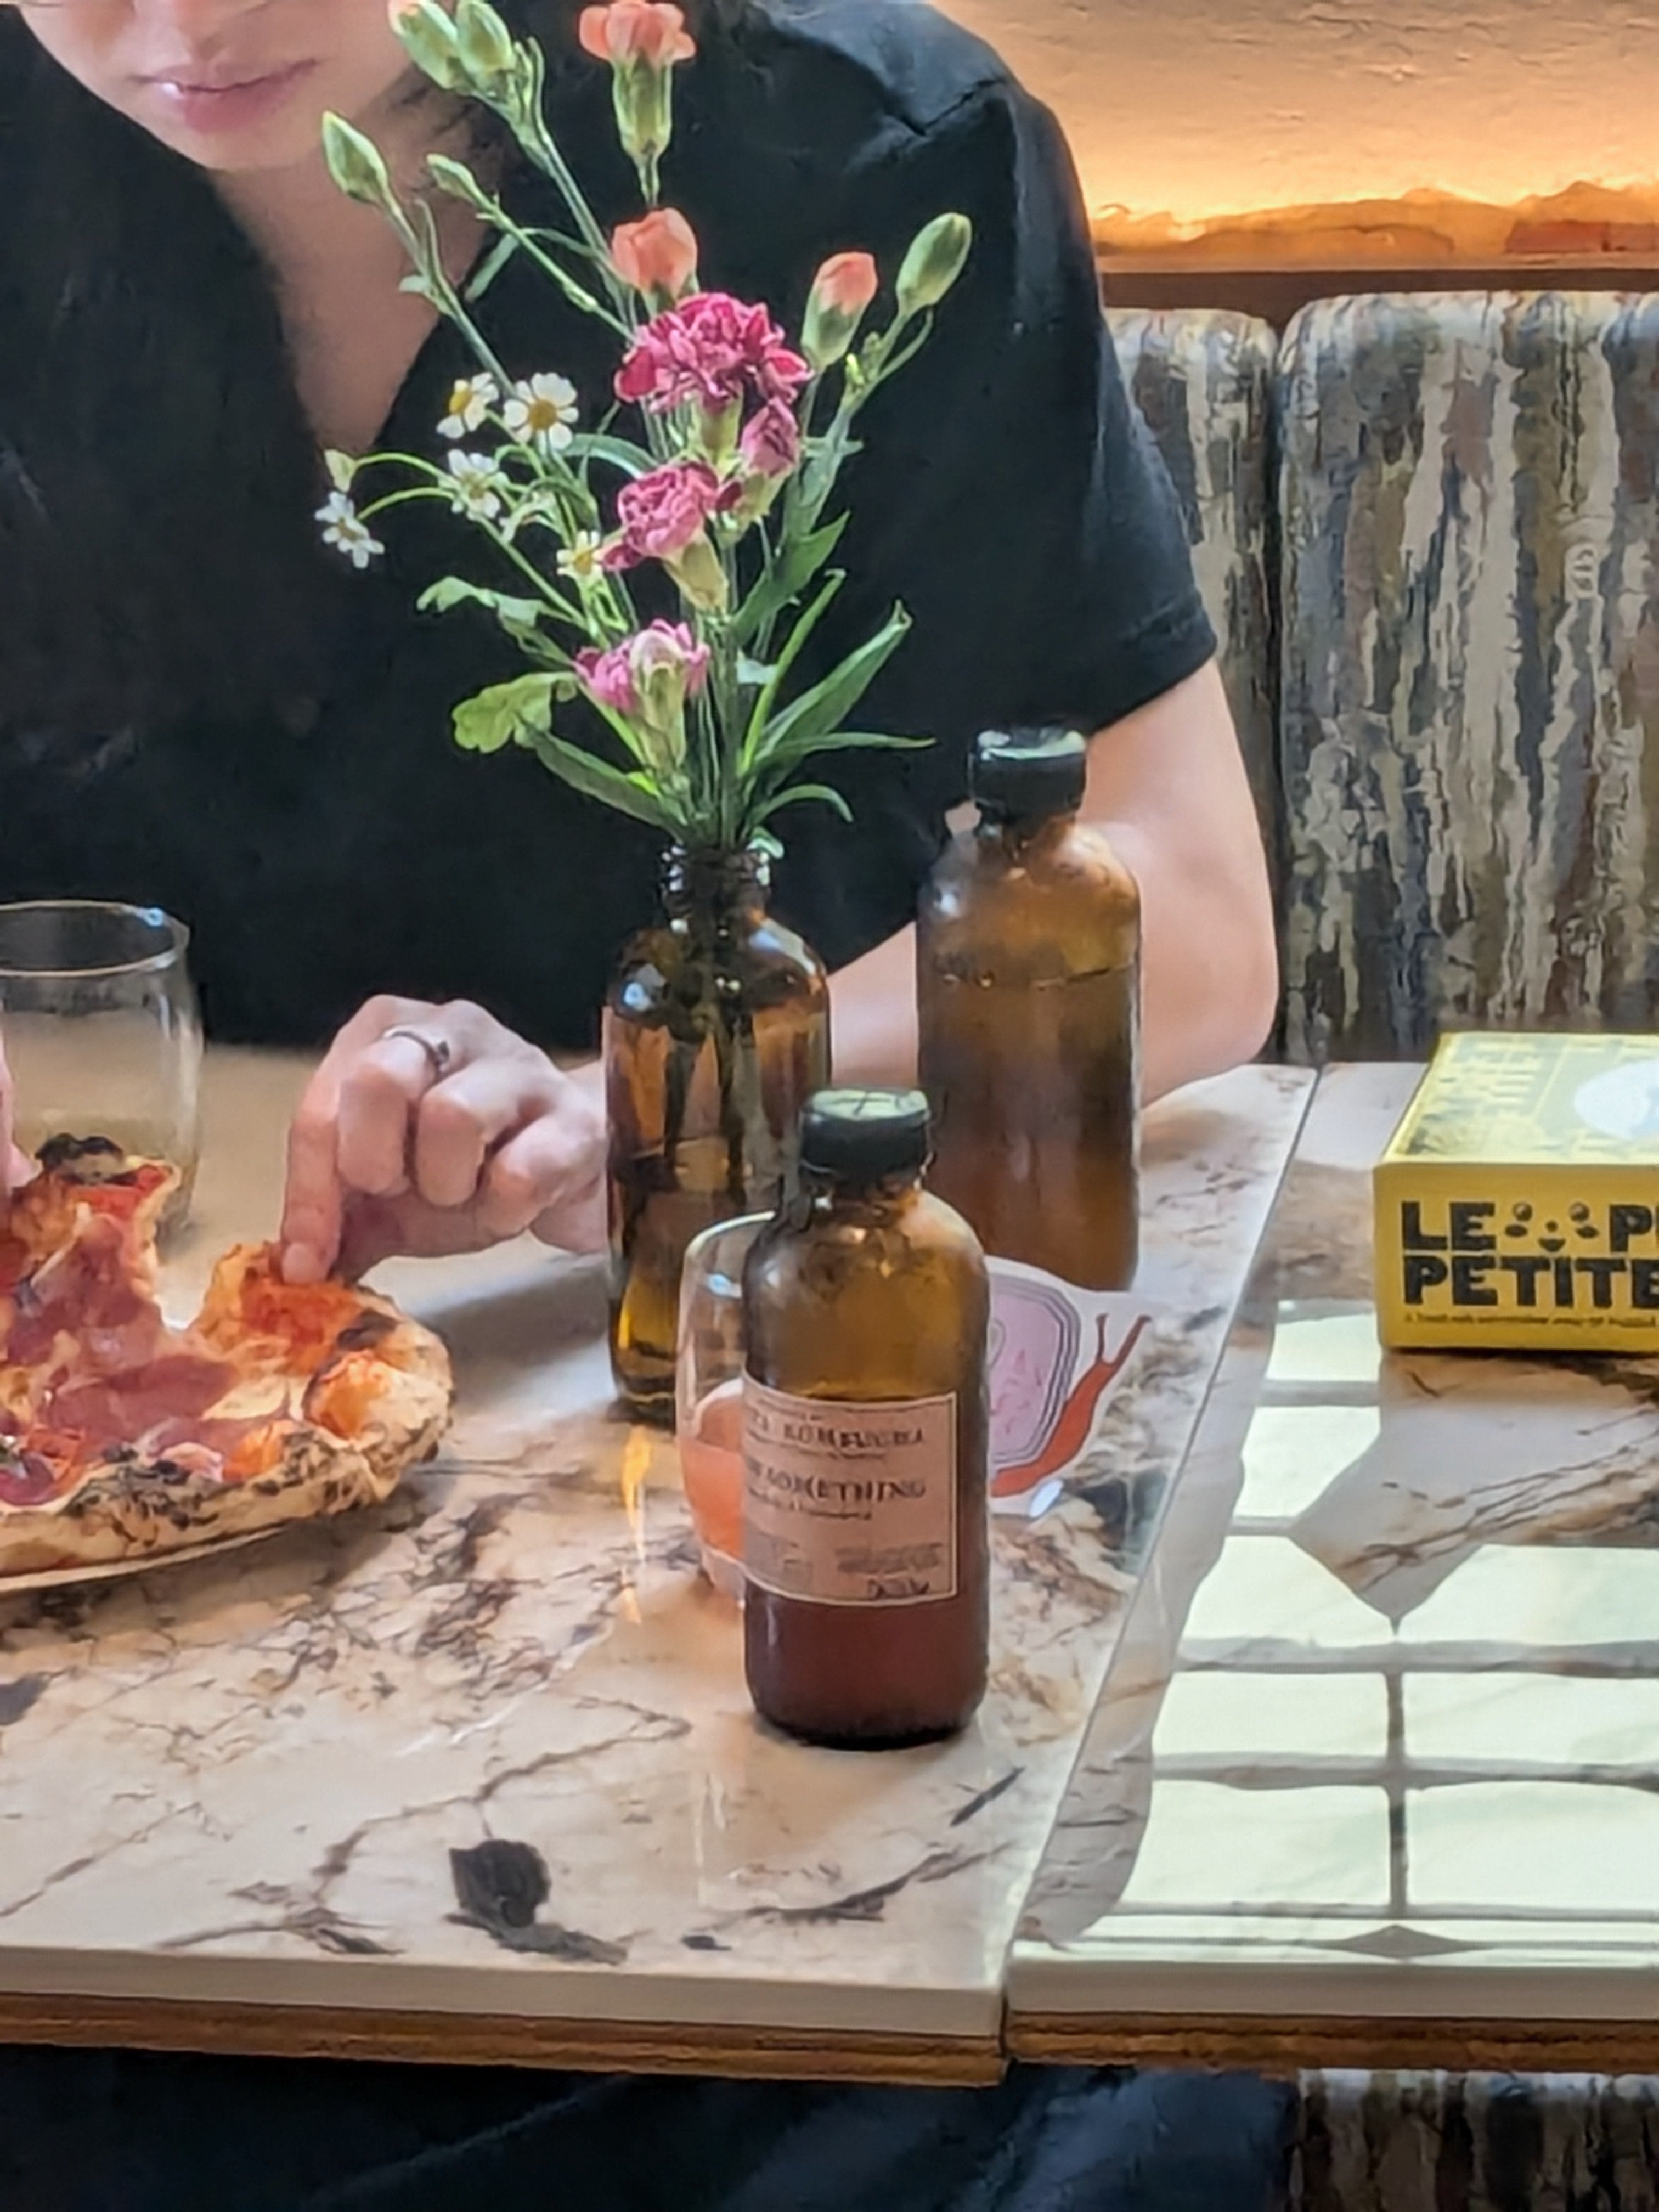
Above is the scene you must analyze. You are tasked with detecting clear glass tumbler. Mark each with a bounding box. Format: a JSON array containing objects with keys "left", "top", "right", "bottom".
[
  {"left": 0, "top": 902, "right": 204, "bottom": 1233},
  {"left": 675, "top": 1212, "right": 770, "bottom": 1602}
]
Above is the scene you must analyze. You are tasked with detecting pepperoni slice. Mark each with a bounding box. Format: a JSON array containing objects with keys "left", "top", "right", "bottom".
[
  {"left": 0, "top": 1452, "right": 62, "bottom": 1510},
  {"left": 42, "top": 1352, "right": 237, "bottom": 1457}
]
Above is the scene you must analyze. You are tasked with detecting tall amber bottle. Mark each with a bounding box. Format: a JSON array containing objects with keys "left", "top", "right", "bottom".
[
  {"left": 918, "top": 730, "right": 1141, "bottom": 1291},
  {"left": 606, "top": 848, "right": 828, "bottom": 1424},
  {"left": 741, "top": 1090, "right": 990, "bottom": 1748}
]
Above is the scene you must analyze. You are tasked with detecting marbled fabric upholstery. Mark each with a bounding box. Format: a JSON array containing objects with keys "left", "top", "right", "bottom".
[
  {"left": 1120, "top": 298, "right": 1659, "bottom": 2202},
  {"left": 1293, "top": 2070, "right": 1659, "bottom": 2211},
  {"left": 1278, "top": 292, "right": 1659, "bottom": 1064},
  {"left": 1108, "top": 307, "right": 1282, "bottom": 887}
]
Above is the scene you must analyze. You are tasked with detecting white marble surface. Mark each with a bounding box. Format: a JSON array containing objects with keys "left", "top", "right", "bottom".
[
  {"left": 0, "top": 1053, "right": 1310, "bottom": 2048},
  {"left": 1012, "top": 1064, "right": 1659, "bottom": 2028}
]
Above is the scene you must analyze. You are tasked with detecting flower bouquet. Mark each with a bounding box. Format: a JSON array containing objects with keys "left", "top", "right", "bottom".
[{"left": 321, "top": 0, "right": 971, "bottom": 1414}]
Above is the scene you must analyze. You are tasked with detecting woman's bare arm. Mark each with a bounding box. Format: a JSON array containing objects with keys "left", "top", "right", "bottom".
[{"left": 828, "top": 659, "right": 1279, "bottom": 1102}]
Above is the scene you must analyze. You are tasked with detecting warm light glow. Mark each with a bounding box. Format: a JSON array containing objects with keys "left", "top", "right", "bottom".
[{"left": 938, "top": 0, "right": 1659, "bottom": 250}]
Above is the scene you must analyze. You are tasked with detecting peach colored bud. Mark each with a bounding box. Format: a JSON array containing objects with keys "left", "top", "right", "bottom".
[
  {"left": 812, "top": 251, "right": 879, "bottom": 321},
  {"left": 802, "top": 250, "right": 880, "bottom": 371},
  {"left": 611, "top": 208, "right": 700, "bottom": 302},
  {"left": 578, "top": 1, "right": 696, "bottom": 69}
]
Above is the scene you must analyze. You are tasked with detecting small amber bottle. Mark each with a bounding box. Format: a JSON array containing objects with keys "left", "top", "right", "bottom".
[
  {"left": 918, "top": 729, "right": 1141, "bottom": 1291},
  {"left": 741, "top": 1090, "right": 990, "bottom": 1748}
]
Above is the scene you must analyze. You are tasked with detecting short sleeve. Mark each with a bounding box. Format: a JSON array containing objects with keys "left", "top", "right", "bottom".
[
  {"left": 754, "top": 49, "right": 1216, "bottom": 968},
  {"left": 895, "top": 75, "right": 1218, "bottom": 742}
]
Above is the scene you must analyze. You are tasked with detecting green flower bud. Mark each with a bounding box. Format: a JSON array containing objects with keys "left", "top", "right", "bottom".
[
  {"left": 666, "top": 535, "right": 730, "bottom": 616},
  {"left": 454, "top": 0, "right": 518, "bottom": 94},
  {"left": 895, "top": 213, "right": 973, "bottom": 317},
  {"left": 611, "top": 60, "right": 675, "bottom": 188},
  {"left": 393, "top": 1, "right": 468, "bottom": 92},
  {"left": 322, "top": 114, "right": 395, "bottom": 210}
]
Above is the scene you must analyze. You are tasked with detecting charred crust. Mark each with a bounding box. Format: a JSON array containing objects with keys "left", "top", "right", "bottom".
[
  {"left": 334, "top": 1313, "right": 396, "bottom": 1353},
  {"left": 33, "top": 1135, "right": 138, "bottom": 1183}
]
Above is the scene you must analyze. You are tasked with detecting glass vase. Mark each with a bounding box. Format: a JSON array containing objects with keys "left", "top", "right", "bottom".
[
  {"left": 605, "top": 848, "right": 828, "bottom": 1424},
  {"left": 675, "top": 1212, "right": 770, "bottom": 1601}
]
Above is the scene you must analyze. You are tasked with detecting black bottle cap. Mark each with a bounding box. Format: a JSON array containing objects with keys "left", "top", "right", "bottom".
[
  {"left": 970, "top": 727, "right": 1088, "bottom": 821},
  {"left": 800, "top": 1088, "right": 932, "bottom": 1181}
]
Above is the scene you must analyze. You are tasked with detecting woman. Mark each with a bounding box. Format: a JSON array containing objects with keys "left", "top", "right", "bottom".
[
  {"left": 0, "top": 0, "right": 1274, "bottom": 1277},
  {"left": 0, "top": 1, "right": 1286, "bottom": 2204}
]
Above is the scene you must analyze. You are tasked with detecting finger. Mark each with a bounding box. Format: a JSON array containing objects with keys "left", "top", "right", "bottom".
[
  {"left": 281, "top": 1100, "right": 345, "bottom": 1286},
  {"left": 412, "top": 1056, "right": 560, "bottom": 1213},
  {"left": 478, "top": 1113, "right": 606, "bottom": 1249},
  {"left": 335, "top": 1038, "right": 451, "bottom": 1202},
  {"left": 279, "top": 995, "right": 434, "bottom": 1283}
]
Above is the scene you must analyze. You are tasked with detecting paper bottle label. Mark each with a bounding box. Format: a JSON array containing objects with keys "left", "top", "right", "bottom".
[{"left": 741, "top": 1379, "right": 958, "bottom": 1607}]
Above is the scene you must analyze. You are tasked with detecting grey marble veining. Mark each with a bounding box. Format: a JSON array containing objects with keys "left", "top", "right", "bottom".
[
  {"left": 0, "top": 1053, "right": 1310, "bottom": 2047},
  {"left": 1013, "top": 1064, "right": 1659, "bottom": 2024}
]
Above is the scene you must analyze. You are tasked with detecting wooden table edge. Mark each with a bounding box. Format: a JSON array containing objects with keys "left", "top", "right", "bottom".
[
  {"left": 1008, "top": 2010, "right": 1659, "bottom": 2078},
  {"left": 0, "top": 1990, "right": 1005, "bottom": 2087}
]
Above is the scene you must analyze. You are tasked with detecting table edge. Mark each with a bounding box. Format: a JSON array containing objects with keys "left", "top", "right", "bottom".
[
  {"left": 1008, "top": 2009, "right": 1659, "bottom": 2078},
  {"left": 0, "top": 1990, "right": 1005, "bottom": 2087}
]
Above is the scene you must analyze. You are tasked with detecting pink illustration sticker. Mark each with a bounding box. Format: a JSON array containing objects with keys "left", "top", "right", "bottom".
[{"left": 987, "top": 1260, "right": 1158, "bottom": 1520}]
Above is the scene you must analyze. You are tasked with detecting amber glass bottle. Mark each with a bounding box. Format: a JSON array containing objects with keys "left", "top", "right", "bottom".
[
  {"left": 918, "top": 730, "right": 1141, "bottom": 1291},
  {"left": 606, "top": 848, "right": 828, "bottom": 1424},
  {"left": 741, "top": 1090, "right": 990, "bottom": 1748}
]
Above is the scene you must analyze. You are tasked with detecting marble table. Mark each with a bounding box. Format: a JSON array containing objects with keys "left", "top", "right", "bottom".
[
  {"left": 0, "top": 1051, "right": 1311, "bottom": 2084},
  {"left": 1011, "top": 1064, "right": 1659, "bottom": 2078}
]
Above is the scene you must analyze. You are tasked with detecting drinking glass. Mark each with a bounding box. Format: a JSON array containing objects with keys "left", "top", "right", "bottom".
[
  {"left": 675, "top": 1212, "right": 770, "bottom": 1602},
  {"left": 0, "top": 902, "right": 204, "bottom": 1233}
]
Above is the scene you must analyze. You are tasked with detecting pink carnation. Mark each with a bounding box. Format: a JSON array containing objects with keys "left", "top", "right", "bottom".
[
  {"left": 607, "top": 459, "right": 738, "bottom": 569},
  {"left": 577, "top": 622, "right": 710, "bottom": 719},
  {"left": 616, "top": 292, "right": 811, "bottom": 417},
  {"left": 738, "top": 399, "right": 802, "bottom": 481}
]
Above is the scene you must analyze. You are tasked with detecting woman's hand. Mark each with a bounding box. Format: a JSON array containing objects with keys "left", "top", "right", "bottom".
[{"left": 279, "top": 997, "right": 606, "bottom": 1284}]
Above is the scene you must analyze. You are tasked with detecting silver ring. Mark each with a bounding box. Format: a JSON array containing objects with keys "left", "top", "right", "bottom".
[{"left": 383, "top": 1026, "right": 455, "bottom": 1082}]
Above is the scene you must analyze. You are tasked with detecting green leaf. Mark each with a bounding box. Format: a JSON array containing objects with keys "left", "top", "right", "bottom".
[
  {"left": 732, "top": 515, "right": 849, "bottom": 648},
  {"left": 465, "top": 232, "right": 521, "bottom": 302},
  {"left": 420, "top": 577, "right": 543, "bottom": 627},
  {"left": 452, "top": 674, "right": 555, "bottom": 755},
  {"left": 740, "top": 571, "right": 845, "bottom": 768},
  {"left": 754, "top": 727, "right": 932, "bottom": 781},
  {"left": 518, "top": 729, "right": 675, "bottom": 832},
  {"left": 752, "top": 782, "right": 856, "bottom": 828},
  {"left": 419, "top": 577, "right": 567, "bottom": 663},
  {"left": 566, "top": 433, "right": 654, "bottom": 480},
  {"left": 750, "top": 605, "right": 913, "bottom": 770}
]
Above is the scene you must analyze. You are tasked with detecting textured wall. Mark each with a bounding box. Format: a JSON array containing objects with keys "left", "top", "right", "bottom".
[{"left": 937, "top": 0, "right": 1657, "bottom": 228}]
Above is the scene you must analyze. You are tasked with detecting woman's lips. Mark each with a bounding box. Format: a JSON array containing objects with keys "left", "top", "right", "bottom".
[{"left": 146, "top": 58, "right": 318, "bottom": 136}]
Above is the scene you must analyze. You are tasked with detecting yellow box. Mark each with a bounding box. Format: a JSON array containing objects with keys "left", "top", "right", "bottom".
[{"left": 1374, "top": 1031, "right": 1659, "bottom": 1352}]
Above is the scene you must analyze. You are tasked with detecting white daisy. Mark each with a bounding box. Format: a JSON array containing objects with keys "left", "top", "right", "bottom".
[
  {"left": 445, "top": 450, "right": 507, "bottom": 522},
  {"left": 315, "top": 490, "right": 385, "bottom": 570},
  {"left": 503, "top": 373, "right": 579, "bottom": 456},
  {"left": 438, "top": 373, "right": 499, "bottom": 441},
  {"left": 556, "top": 529, "right": 606, "bottom": 585}
]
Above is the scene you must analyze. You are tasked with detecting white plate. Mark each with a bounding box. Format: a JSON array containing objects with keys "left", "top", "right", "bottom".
[{"left": 0, "top": 1522, "right": 288, "bottom": 1598}]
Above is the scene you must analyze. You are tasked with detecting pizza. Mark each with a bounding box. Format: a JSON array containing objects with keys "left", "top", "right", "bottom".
[{"left": 0, "top": 1136, "right": 453, "bottom": 1581}]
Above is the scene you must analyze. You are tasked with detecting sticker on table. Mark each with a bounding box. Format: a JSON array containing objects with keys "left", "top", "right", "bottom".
[{"left": 988, "top": 1260, "right": 1157, "bottom": 1521}]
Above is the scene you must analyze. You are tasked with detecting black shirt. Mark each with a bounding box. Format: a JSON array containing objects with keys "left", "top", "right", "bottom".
[{"left": 0, "top": 0, "right": 1213, "bottom": 1053}]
